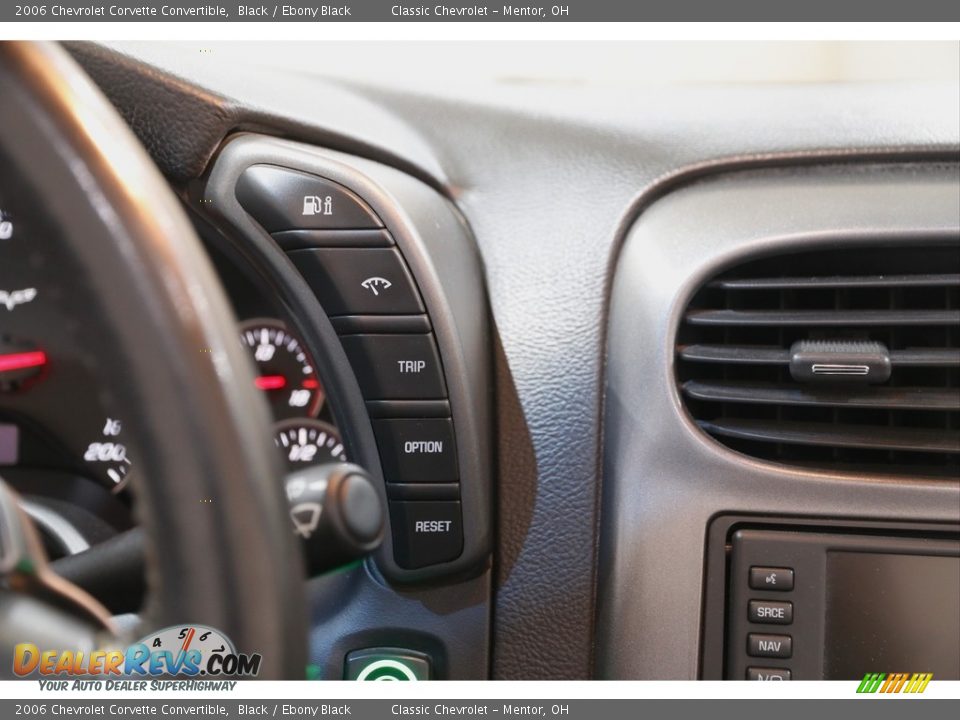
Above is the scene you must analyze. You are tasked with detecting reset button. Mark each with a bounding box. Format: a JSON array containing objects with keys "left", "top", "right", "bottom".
[{"left": 389, "top": 501, "right": 463, "bottom": 569}]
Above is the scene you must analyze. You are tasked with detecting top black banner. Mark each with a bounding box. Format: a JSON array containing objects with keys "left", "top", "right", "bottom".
[{"left": 5, "top": 0, "right": 960, "bottom": 22}]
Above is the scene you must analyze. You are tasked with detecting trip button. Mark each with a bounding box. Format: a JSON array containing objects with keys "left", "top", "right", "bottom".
[
  {"left": 749, "top": 566, "right": 794, "bottom": 591},
  {"left": 747, "top": 633, "right": 792, "bottom": 659},
  {"left": 236, "top": 165, "right": 383, "bottom": 231},
  {"left": 340, "top": 334, "right": 447, "bottom": 400},
  {"left": 748, "top": 600, "right": 793, "bottom": 625},
  {"left": 287, "top": 247, "right": 425, "bottom": 316},
  {"left": 389, "top": 501, "right": 463, "bottom": 569},
  {"left": 373, "top": 418, "right": 458, "bottom": 483},
  {"left": 746, "top": 667, "right": 792, "bottom": 681}
]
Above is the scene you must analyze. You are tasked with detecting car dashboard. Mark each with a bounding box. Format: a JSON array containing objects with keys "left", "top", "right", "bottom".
[{"left": 0, "top": 40, "right": 957, "bottom": 681}]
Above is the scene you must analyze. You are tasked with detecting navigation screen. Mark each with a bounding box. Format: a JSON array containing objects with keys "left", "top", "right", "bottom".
[{"left": 825, "top": 551, "right": 960, "bottom": 679}]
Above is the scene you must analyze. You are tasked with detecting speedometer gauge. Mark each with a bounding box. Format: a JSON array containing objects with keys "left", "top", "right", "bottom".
[{"left": 239, "top": 319, "right": 324, "bottom": 419}]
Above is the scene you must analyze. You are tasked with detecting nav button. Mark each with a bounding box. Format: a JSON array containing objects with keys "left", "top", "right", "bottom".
[{"left": 747, "top": 633, "right": 792, "bottom": 659}]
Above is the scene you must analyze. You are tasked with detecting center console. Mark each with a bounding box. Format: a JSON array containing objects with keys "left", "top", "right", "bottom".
[{"left": 702, "top": 517, "right": 960, "bottom": 680}]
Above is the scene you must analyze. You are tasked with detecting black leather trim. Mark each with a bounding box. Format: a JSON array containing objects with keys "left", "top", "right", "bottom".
[{"left": 65, "top": 42, "right": 237, "bottom": 185}]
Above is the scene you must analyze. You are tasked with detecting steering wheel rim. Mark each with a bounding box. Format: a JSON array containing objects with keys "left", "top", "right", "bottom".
[{"left": 0, "top": 41, "right": 306, "bottom": 678}]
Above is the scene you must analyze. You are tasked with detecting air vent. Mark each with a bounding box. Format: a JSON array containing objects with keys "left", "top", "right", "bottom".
[{"left": 677, "top": 244, "right": 960, "bottom": 477}]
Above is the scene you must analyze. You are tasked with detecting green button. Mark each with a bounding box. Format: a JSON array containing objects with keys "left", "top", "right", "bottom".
[{"left": 344, "top": 648, "right": 430, "bottom": 681}]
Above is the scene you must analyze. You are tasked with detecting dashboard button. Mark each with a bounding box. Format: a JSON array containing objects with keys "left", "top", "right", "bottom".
[
  {"left": 237, "top": 165, "right": 382, "bottom": 231},
  {"left": 373, "top": 418, "right": 458, "bottom": 483},
  {"left": 344, "top": 648, "right": 431, "bottom": 681},
  {"left": 747, "top": 633, "right": 792, "bottom": 659},
  {"left": 340, "top": 334, "right": 447, "bottom": 400},
  {"left": 746, "top": 667, "right": 792, "bottom": 681},
  {"left": 287, "top": 247, "right": 424, "bottom": 316},
  {"left": 749, "top": 566, "right": 794, "bottom": 591},
  {"left": 748, "top": 600, "right": 793, "bottom": 625},
  {"left": 389, "top": 500, "right": 463, "bottom": 569}
]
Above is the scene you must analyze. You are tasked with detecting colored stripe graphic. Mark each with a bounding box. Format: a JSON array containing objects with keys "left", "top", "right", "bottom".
[
  {"left": 857, "top": 672, "right": 932, "bottom": 694},
  {"left": 857, "top": 673, "right": 885, "bottom": 693}
]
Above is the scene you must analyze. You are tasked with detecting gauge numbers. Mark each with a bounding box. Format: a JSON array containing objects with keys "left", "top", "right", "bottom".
[
  {"left": 274, "top": 419, "right": 347, "bottom": 471},
  {"left": 239, "top": 319, "right": 324, "bottom": 419}
]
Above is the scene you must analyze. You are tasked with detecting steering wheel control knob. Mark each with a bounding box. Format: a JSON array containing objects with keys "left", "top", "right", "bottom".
[
  {"left": 343, "top": 648, "right": 431, "bottom": 681},
  {"left": 284, "top": 463, "right": 385, "bottom": 576}
]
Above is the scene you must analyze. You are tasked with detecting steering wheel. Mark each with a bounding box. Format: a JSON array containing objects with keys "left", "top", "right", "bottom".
[{"left": 0, "top": 42, "right": 306, "bottom": 678}]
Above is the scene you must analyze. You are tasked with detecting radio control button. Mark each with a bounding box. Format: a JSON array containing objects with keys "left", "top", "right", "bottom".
[
  {"left": 748, "top": 633, "right": 792, "bottom": 659},
  {"left": 749, "top": 566, "right": 794, "bottom": 591},
  {"left": 746, "top": 667, "right": 792, "bottom": 681},
  {"left": 748, "top": 600, "right": 793, "bottom": 625}
]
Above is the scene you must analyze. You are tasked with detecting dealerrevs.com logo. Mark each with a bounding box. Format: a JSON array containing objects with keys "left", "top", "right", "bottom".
[{"left": 13, "top": 625, "right": 261, "bottom": 684}]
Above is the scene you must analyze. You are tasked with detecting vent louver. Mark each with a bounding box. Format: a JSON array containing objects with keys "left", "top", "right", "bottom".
[{"left": 677, "top": 244, "right": 960, "bottom": 477}]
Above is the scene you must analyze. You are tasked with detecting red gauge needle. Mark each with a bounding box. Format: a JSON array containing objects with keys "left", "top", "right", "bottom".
[
  {"left": 0, "top": 350, "right": 47, "bottom": 373},
  {"left": 302, "top": 379, "right": 319, "bottom": 389},
  {"left": 255, "top": 375, "right": 287, "bottom": 390}
]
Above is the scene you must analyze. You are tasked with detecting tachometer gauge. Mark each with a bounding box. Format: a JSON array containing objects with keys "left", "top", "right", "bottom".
[
  {"left": 0, "top": 335, "right": 132, "bottom": 492},
  {"left": 274, "top": 418, "right": 347, "bottom": 471},
  {"left": 239, "top": 319, "right": 324, "bottom": 419}
]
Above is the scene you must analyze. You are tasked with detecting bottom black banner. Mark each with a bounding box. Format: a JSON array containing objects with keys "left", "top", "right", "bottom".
[{"left": 1, "top": 699, "right": 957, "bottom": 720}]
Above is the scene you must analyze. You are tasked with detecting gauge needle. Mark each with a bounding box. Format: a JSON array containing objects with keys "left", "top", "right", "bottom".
[
  {"left": 0, "top": 350, "right": 47, "bottom": 373},
  {"left": 180, "top": 627, "right": 196, "bottom": 653},
  {"left": 255, "top": 375, "right": 286, "bottom": 390}
]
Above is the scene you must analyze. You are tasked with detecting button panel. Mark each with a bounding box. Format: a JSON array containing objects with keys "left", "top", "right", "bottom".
[
  {"left": 239, "top": 159, "right": 468, "bottom": 572},
  {"left": 725, "top": 532, "right": 805, "bottom": 679},
  {"left": 389, "top": 501, "right": 464, "bottom": 569},
  {"left": 287, "top": 248, "right": 425, "bottom": 316}
]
